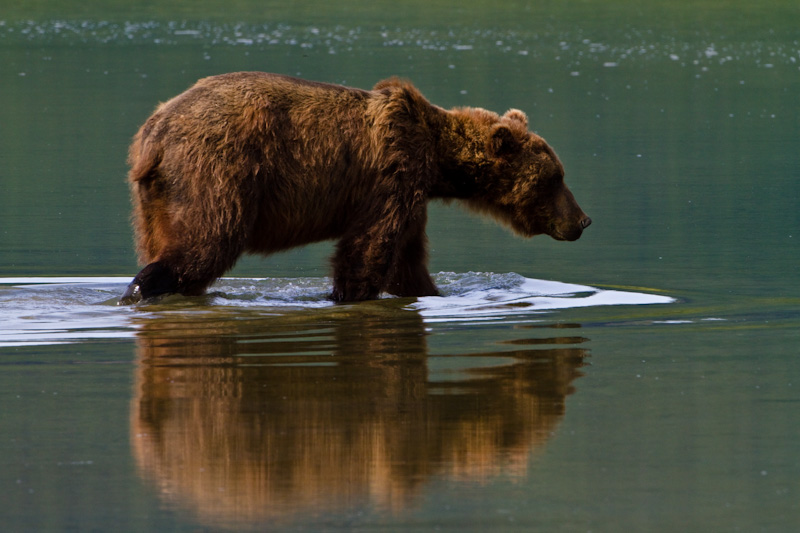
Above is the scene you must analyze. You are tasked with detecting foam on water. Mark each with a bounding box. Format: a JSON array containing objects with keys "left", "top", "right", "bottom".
[
  {"left": 411, "top": 272, "right": 674, "bottom": 322},
  {"left": 0, "top": 274, "right": 673, "bottom": 347}
]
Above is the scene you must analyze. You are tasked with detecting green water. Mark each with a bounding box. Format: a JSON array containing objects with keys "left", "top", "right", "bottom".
[{"left": 2, "top": 1, "right": 799, "bottom": 531}]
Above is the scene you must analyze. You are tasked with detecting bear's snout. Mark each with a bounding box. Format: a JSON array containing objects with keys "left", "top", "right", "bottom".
[
  {"left": 546, "top": 185, "right": 591, "bottom": 241},
  {"left": 549, "top": 213, "right": 591, "bottom": 242}
]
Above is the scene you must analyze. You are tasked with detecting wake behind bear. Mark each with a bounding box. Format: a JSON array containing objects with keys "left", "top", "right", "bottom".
[{"left": 119, "top": 72, "right": 591, "bottom": 305}]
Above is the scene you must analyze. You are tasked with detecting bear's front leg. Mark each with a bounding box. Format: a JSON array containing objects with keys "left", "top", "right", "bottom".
[
  {"left": 385, "top": 215, "right": 439, "bottom": 298},
  {"left": 331, "top": 207, "right": 414, "bottom": 302},
  {"left": 329, "top": 186, "right": 437, "bottom": 302},
  {"left": 329, "top": 235, "right": 387, "bottom": 303},
  {"left": 330, "top": 206, "right": 439, "bottom": 302}
]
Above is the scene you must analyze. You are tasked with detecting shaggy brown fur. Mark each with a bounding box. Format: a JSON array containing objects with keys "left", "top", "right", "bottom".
[{"left": 119, "top": 72, "right": 590, "bottom": 304}]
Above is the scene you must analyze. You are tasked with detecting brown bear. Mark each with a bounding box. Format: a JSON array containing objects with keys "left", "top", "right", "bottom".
[{"left": 119, "top": 72, "right": 590, "bottom": 304}]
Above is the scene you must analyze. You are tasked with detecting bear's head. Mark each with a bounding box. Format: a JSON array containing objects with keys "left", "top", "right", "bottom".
[{"left": 443, "top": 108, "right": 591, "bottom": 242}]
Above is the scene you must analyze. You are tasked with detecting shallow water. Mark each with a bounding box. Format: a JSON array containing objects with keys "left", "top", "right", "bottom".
[
  {"left": 2, "top": 1, "right": 800, "bottom": 531},
  {"left": 0, "top": 274, "right": 673, "bottom": 347},
  {"left": 4, "top": 273, "right": 798, "bottom": 531}
]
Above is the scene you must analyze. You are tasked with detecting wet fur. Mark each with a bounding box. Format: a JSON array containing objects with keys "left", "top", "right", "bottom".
[{"left": 121, "top": 72, "right": 589, "bottom": 304}]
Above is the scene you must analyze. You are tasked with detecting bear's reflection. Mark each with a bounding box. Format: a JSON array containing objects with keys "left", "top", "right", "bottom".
[{"left": 131, "top": 303, "right": 588, "bottom": 528}]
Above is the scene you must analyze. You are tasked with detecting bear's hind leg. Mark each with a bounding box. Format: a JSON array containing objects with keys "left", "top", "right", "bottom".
[
  {"left": 118, "top": 242, "right": 240, "bottom": 305},
  {"left": 118, "top": 261, "right": 180, "bottom": 304}
]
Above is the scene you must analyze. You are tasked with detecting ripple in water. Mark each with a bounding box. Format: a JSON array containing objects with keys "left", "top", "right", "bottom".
[
  {"left": 0, "top": 274, "right": 673, "bottom": 347},
  {"left": 1, "top": 19, "right": 797, "bottom": 70}
]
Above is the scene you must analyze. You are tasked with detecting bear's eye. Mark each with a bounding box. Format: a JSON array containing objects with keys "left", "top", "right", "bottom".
[{"left": 535, "top": 173, "right": 562, "bottom": 197}]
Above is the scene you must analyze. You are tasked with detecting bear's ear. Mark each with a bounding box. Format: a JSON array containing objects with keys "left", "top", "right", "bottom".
[
  {"left": 488, "top": 124, "right": 520, "bottom": 159},
  {"left": 503, "top": 109, "right": 528, "bottom": 127}
]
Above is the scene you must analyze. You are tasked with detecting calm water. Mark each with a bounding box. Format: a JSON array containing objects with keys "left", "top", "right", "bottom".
[{"left": 2, "top": 1, "right": 799, "bottom": 531}]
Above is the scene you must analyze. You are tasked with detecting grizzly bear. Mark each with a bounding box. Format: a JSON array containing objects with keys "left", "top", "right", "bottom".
[{"left": 119, "top": 72, "right": 590, "bottom": 304}]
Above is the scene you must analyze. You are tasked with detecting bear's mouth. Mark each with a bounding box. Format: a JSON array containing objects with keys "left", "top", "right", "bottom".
[{"left": 548, "top": 226, "right": 584, "bottom": 242}]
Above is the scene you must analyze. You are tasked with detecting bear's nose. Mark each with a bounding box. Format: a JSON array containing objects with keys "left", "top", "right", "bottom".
[{"left": 580, "top": 217, "right": 592, "bottom": 229}]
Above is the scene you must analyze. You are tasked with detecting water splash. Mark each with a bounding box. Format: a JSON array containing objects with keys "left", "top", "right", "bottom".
[
  {"left": 0, "top": 274, "right": 673, "bottom": 347},
  {"left": 411, "top": 272, "right": 673, "bottom": 322}
]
